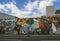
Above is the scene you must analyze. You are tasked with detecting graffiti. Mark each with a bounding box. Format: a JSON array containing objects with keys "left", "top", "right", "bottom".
[{"left": 0, "top": 16, "right": 60, "bottom": 35}]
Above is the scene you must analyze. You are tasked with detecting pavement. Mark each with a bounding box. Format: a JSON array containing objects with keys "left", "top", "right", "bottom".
[
  {"left": 0, "top": 34, "right": 60, "bottom": 41},
  {"left": 55, "top": 28, "right": 60, "bottom": 34}
]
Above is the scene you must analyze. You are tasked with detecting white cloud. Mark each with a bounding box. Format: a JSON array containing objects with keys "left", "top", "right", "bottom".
[
  {"left": 24, "top": 0, "right": 56, "bottom": 18},
  {"left": 0, "top": 0, "right": 57, "bottom": 18},
  {"left": 24, "top": 0, "right": 38, "bottom": 11},
  {"left": 0, "top": 4, "right": 9, "bottom": 12},
  {"left": 5, "top": 2, "right": 32, "bottom": 18},
  {"left": 0, "top": 1, "right": 31, "bottom": 18},
  {"left": 38, "top": 0, "right": 54, "bottom": 9},
  {"left": 38, "top": 0, "right": 55, "bottom": 15},
  {"left": 0, "top": 4, "right": 4, "bottom": 9}
]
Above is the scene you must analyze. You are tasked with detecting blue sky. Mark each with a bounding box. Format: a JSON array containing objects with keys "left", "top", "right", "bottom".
[{"left": 0, "top": 0, "right": 60, "bottom": 18}]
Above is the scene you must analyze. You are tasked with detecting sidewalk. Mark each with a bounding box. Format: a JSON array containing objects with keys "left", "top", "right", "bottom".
[{"left": 0, "top": 34, "right": 60, "bottom": 40}]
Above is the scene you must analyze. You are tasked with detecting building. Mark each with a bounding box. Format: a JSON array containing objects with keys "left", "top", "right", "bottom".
[
  {"left": 0, "top": 12, "right": 17, "bottom": 21},
  {"left": 0, "top": 12, "right": 18, "bottom": 34},
  {"left": 55, "top": 10, "right": 60, "bottom": 16},
  {"left": 46, "top": 6, "right": 56, "bottom": 17}
]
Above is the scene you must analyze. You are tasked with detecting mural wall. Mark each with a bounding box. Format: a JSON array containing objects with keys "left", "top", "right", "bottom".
[{"left": 0, "top": 16, "right": 60, "bottom": 35}]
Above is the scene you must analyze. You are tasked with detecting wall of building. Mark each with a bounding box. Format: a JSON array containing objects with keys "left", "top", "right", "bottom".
[{"left": 46, "top": 6, "right": 56, "bottom": 17}]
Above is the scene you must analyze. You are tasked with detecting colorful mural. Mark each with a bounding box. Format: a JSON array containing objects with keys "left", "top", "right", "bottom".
[{"left": 0, "top": 16, "right": 60, "bottom": 35}]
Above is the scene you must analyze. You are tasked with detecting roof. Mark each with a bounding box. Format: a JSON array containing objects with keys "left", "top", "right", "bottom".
[
  {"left": 55, "top": 10, "right": 60, "bottom": 14},
  {"left": 0, "top": 12, "right": 17, "bottom": 19}
]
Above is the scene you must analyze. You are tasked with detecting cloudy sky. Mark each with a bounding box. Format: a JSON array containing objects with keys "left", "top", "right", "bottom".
[{"left": 0, "top": 0, "right": 60, "bottom": 18}]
